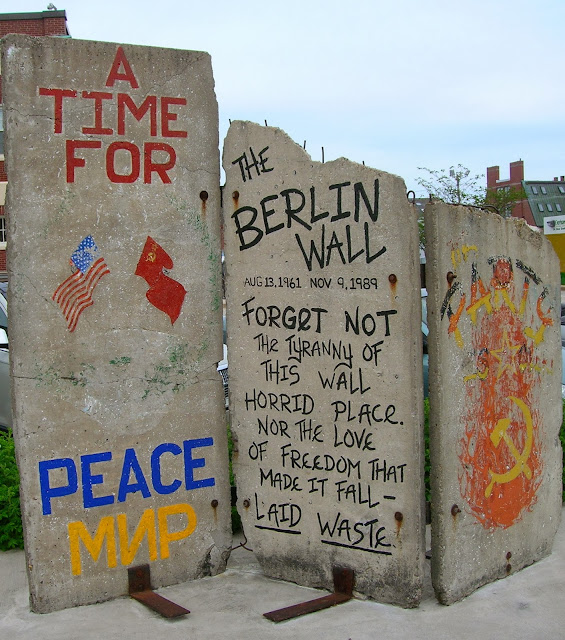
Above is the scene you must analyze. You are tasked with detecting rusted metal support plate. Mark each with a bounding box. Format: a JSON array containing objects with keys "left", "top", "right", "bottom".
[
  {"left": 264, "top": 567, "right": 354, "bottom": 623},
  {"left": 264, "top": 592, "right": 351, "bottom": 622},
  {"left": 128, "top": 565, "right": 190, "bottom": 619},
  {"left": 130, "top": 590, "right": 190, "bottom": 618}
]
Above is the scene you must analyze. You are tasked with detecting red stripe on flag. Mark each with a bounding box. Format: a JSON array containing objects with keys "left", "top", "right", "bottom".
[
  {"left": 52, "top": 270, "right": 82, "bottom": 303},
  {"left": 53, "top": 257, "right": 110, "bottom": 332},
  {"left": 58, "top": 259, "right": 106, "bottom": 315},
  {"left": 65, "top": 263, "right": 110, "bottom": 331},
  {"left": 57, "top": 258, "right": 107, "bottom": 315}
]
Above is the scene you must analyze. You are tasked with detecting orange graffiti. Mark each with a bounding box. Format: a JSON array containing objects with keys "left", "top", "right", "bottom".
[
  {"left": 466, "top": 275, "right": 492, "bottom": 324},
  {"left": 490, "top": 330, "right": 521, "bottom": 380},
  {"left": 454, "top": 256, "right": 548, "bottom": 530},
  {"left": 485, "top": 397, "right": 533, "bottom": 498},
  {"left": 448, "top": 293, "right": 466, "bottom": 348}
]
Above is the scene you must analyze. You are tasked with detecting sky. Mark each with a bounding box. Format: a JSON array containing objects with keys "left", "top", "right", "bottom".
[{"left": 10, "top": 0, "right": 565, "bottom": 194}]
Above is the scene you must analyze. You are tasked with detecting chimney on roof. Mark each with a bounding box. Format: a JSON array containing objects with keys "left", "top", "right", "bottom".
[
  {"left": 561, "top": 176, "right": 565, "bottom": 181},
  {"left": 555, "top": 177, "right": 559, "bottom": 181}
]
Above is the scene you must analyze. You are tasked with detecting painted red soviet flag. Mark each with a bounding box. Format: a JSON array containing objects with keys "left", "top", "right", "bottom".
[{"left": 135, "top": 236, "right": 186, "bottom": 324}]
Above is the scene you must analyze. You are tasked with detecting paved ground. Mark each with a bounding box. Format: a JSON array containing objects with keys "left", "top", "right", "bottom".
[{"left": 1, "top": 508, "right": 564, "bottom": 640}]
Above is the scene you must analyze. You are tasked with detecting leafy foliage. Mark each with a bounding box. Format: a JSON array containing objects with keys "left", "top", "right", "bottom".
[
  {"left": 416, "top": 164, "right": 529, "bottom": 249},
  {"left": 483, "top": 184, "right": 528, "bottom": 219},
  {"left": 227, "top": 425, "right": 242, "bottom": 533},
  {"left": 416, "top": 165, "right": 484, "bottom": 206},
  {"left": 0, "top": 432, "right": 23, "bottom": 550},
  {"left": 416, "top": 164, "right": 527, "bottom": 217}
]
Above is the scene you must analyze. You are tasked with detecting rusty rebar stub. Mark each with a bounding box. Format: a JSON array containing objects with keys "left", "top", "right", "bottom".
[
  {"left": 128, "top": 564, "right": 151, "bottom": 594},
  {"left": 451, "top": 504, "right": 461, "bottom": 516},
  {"left": 333, "top": 566, "right": 354, "bottom": 596}
]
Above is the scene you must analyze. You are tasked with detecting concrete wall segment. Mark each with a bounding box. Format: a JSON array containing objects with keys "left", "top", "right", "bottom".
[
  {"left": 223, "top": 121, "right": 425, "bottom": 607},
  {"left": 424, "top": 202, "right": 562, "bottom": 604},
  {"left": 2, "top": 35, "right": 230, "bottom": 613}
]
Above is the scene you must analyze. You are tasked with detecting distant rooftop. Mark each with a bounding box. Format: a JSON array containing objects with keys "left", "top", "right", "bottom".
[
  {"left": 524, "top": 178, "right": 565, "bottom": 227},
  {"left": 0, "top": 9, "right": 69, "bottom": 38},
  {"left": 0, "top": 10, "right": 67, "bottom": 21}
]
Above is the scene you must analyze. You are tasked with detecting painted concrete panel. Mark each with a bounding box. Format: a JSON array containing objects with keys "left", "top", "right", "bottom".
[
  {"left": 223, "top": 121, "right": 425, "bottom": 607},
  {"left": 2, "top": 35, "right": 231, "bottom": 612},
  {"left": 425, "top": 203, "right": 562, "bottom": 604}
]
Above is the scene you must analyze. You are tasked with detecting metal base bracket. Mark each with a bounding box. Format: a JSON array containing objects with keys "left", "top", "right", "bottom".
[
  {"left": 264, "top": 566, "right": 354, "bottom": 623},
  {"left": 128, "top": 564, "right": 190, "bottom": 619}
]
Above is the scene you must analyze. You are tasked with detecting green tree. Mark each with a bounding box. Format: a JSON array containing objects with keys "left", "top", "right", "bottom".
[
  {"left": 416, "top": 164, "right": 527, "bottom": 217},
  {"left": 483, "top": 184, "right": 527, "bottom": 218},
  {"left": 416, "top": 164, "right": 484, "bottom": 206}
]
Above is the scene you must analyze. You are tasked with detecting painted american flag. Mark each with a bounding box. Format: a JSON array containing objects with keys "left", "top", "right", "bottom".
[{"left": 52, "top": 235, "right": 110, "bottom": 332}]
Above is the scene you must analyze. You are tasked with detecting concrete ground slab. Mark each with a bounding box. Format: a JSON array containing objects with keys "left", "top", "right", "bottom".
[{"left": 1, "top": 505, "right": 565, "bottom": 639}]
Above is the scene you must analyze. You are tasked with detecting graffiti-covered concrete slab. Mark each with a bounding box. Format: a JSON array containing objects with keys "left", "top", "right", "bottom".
[
  {"left": 425, "top": 203, "right": 562, "bottom": 604},
  {"left": 2, "top": 35, "right": 230, "bottom": 612},
  {"left": 223, "top": 122, "right": 425, "bottom": 607}
]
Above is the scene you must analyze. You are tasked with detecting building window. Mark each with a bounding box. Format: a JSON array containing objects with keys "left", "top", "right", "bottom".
[
  {"left": 541, "top": 186, "right": 547, "bottom": 195},
  {"left": 0, "top": 217, "right": 6, "bottom": 244},
  {"left": 556, "top": 204, "right": 562, "bottom": 212},
  {"left": 531, "top": 186, "right": 538, "bottom": 194},
  {"left": 559, "top": 186, "right": 565, "bottom": 195},
  {"left": 547, "top": 204, "right": 553, "bottom": 212},
  {"left": 538, "top": 203, "right": 544, "bottom": 212}
]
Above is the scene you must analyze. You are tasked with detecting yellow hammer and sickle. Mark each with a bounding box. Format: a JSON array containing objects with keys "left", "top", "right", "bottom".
[{"left": 485, "top": 396, "right": 533, "bottom": 498}]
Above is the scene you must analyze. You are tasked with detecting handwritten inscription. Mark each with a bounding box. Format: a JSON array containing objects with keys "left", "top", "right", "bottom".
[
  {"left": 318, "top": 512, "right": 392, "bottom": 555},
  {"left": 232, "top": 146, "right": 274, "bottom": 182},
  {"left": 236, "top": 276, "right": 409, "bottom": 548},
  {"left": 231, "top": 178, "right": 387, "bottom": 270},
  {"left": 243, "top": 276, "right": 379, "bottom": 290}
]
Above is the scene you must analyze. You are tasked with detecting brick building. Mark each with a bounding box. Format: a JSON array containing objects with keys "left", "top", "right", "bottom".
[
  {"left": 487, "top": 159, "right": 565, "bottom": 229},
  {"left": 488, "top": 160, "right": 565, "bottom": 282},
  {"left": 486, "top": 160, "right": 534, "bottom": 224},
  {"left": 0, "top": 9, "right": 70, "bottom": 279}
]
